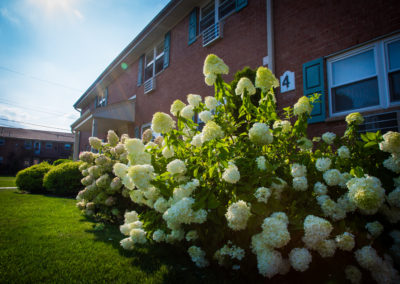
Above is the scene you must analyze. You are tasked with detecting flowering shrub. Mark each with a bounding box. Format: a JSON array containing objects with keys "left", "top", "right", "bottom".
[{"left": 78, "top": 55, "right": 400, "bottom": 283}]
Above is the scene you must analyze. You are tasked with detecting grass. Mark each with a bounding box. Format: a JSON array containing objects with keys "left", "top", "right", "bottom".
[
  {"left": 0, "top": 188, "right": 258, "bottom": 284},
  {"left": 0, "top": 176, "right": 16, "bottom": 187}
]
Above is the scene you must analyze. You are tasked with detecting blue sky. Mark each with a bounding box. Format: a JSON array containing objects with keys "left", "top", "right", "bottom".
[{"left": 0, "top": 0, "right": 170, "bottom": 132}]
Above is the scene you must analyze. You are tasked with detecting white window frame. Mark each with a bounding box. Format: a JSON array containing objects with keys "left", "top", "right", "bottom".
[
  {"left": 327, "top": 34, "right": 400, "bottom": 117},
  {"left": 199, "top": 0, "right": 235, "bottom": 33},
  {"left": 144, "top": 41, "right": 165, "bottom": 82},
  {"left": 96, "top": 87, "right": 108, "bottom": 108}
]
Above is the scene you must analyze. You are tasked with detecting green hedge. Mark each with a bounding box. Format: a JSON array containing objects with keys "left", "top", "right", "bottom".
[
  {"left": 43, "top": 161, "right": 83, "bottom": 196},
  {"left": 16, "top": 162, "right": 53, "bottom": 193},
  {"left": 53, "top": 159, "right": 72, "bottom": 166}
]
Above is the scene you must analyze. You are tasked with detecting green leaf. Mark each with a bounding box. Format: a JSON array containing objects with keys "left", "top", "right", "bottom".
[
  {"left": 366, "top": 132, "right": 376, "bottom": 140},
  {"left": 360, "top": 133, "right": 369, "bottom": 142},
  {"left": 364, "top": 141, "right": 377, "bottom": 148},
  {"left": 350, "top": 166, "right": 364, "bottom": 178}
]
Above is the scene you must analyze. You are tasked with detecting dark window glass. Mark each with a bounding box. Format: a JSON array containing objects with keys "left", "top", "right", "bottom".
[
  {"left": 155, "top": 56, "right": 164, "bottom": 74},
  {"left": 389, "top": 70, "right": 400, "bottom": 102},
  {"left": 200, "top": 1, "right": 215, "bottom": 32},
  {"left": 219, "top": 0, "right": 235, "bottom": 19},
  {"left": 144, "top": 65, "right": 153, "bottom": 81},
  {"left": 332, "top": 78, "right": 379, "bottom": 113}
]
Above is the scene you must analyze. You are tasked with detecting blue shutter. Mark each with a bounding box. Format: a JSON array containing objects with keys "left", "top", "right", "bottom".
[
  {"left": 94, "top": 96, "right": 98, "bottom": 109},
  {"left": 188, "top": 8, "right": 198, "bottom": 45},
  {"left": 137, "top": 55, "right": 144, "bottom": 86},
  {"left": 303, "top": 57, "right": 326, "bottom": 123},
  {"left": 236, "top": 0, "right": 247, "bottom": 12},
  {"left": 163, "top": 31, "right": 171, "bottom": 69}
]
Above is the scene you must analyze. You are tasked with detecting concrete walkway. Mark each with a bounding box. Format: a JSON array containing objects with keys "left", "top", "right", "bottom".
[{"left": 0, "top": 187, "right": 18, "bottom": 189}]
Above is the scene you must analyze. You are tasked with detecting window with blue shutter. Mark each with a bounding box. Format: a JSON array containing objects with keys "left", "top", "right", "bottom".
[
  {"left": 163, "top": 31, "right": 171, "bottom": 69},
  {"left": 303, "top": 58, "right": 326, "bottom": 123},
  {"left": 188, "top": 8, "right": 198, "bottom": 45},
  {"left": 235, "top": 0, "right": 247, "bottom": 12},
  {"left": 137, "top": 55, "right": 144, "bottom": 86}
]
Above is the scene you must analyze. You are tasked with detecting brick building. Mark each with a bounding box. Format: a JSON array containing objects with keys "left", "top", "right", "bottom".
[
  {"left": 71, "top": 0, "right": 400, "bottom": 159},
  {"left": 0, "top": 127, "right": 74, "bottom": 175}
]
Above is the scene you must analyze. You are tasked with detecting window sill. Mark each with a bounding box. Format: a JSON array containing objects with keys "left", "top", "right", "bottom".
[{"left": 325, "top": 105, "right": 400, "bottom": 122}]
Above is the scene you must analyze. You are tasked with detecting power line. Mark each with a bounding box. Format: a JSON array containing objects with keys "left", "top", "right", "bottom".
[
  {"left": 0, "top": 101, "right": 70, "bottom": 116},
  {"left": 0, "top": 117, "right": 71, "bottom": 132},
  {"left": 0, "top": 65, "right": 83, "bottom": 93}
]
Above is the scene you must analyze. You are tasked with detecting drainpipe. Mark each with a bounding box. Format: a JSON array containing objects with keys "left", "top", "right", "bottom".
[
  {"left": 73, "top": 130, "right": 80, "bottom": 161},
  {"left": 266, "top": 0, "right": 274, "bottom": 73}
]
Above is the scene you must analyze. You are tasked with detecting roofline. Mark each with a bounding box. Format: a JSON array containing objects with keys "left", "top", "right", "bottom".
[{"left": 73, "top": 0, "right": 184, "bottom": 109}]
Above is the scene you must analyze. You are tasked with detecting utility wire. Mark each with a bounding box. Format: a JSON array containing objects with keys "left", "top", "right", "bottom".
[
  {"left": 0, "top": 117, "right": 71, "bottom": 132},
  {"left": 0, "top": 101, "right": 71, "bottom": 117},
  {"left": 0, "top": 65, "right": 83, "bottom": 93}
]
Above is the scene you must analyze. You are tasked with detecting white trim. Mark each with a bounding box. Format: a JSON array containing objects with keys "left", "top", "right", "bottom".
[{"left": 327, "top": 33, "right": 400, "bottom": 118}]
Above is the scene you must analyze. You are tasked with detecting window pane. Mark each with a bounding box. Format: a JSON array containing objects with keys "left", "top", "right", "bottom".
[
  {"left": 388, "top": 40, "right": 400, "bottom": 71},
  {"left": 156, "top": 41, "right": 164, "bottom": 56},
  {"left": 332, "top": 49, "right": 376, "bottom": 86},
  {"left": 389, "top": 70, "right": 400, "bottom": 102},
  {"left": 200, "top": 1, "right": 215, "bottom": 32},
  {"left": 219, "top": 0, "right": 235, "bottom": 19},
  {"left": 332, "top": 77, "right": 379, "bottom": 113},
  {"left": 155, "top": 56, "right": 164, "bottom": 74},
  {"left": 144, "top": 64, "right": 153, "bottom": 81},
  {"left": 145, "top": 51, "right": 154, "bottom": 64}
]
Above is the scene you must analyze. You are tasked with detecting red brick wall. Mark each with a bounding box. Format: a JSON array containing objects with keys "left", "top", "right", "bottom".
[{"left": 274, "top": 0, "right": 400, "bottom": 136}]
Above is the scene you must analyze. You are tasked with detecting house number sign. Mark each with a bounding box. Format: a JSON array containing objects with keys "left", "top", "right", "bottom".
[{"left": 280, "top": 71, "right": 295, "bottom": 93}]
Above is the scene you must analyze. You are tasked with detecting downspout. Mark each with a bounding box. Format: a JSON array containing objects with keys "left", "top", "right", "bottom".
[{"left": 266, "top": 0, "right": 274, "bottom": 73}]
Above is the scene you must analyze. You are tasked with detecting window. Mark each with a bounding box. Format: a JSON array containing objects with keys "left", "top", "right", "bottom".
[
  {"left": 0, "top": 156, "right": 3, "bottom": 164},
  {"left": 64, "top": 144, "right": 71, "bottom": 150},
  {"left": 24, "top": 140, "right": 32, "bottom": 150},
  {"left": 24, "top": 160, "right": 30, "bottom": 167},
  {"left": 200, "top": 0, "right": 235, "bottom": 33},
  {"left": 45, "top": 142, "right": 52, "bottom": 149},
  {"left": 144, "top": 41, "right": 165, "bottom": 81},
  {"left": 96, "top": 87, "right": 108, "bottom": 108},
  {"left": 327, "top": 35, "right": 400, "bottom": 116},
  {"left": 0, "top": 138, "right": 4, "bottom": 146}
]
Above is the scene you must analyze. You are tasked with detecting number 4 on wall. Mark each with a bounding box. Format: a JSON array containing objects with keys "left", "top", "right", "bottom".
[{"left": 280, "top": 71, "right": 295, "bottom": 93}]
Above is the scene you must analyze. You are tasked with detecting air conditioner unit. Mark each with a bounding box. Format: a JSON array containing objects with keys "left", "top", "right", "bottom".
[
  {"left": 144, "top": 78, "right": 155, "bottom": 94},
  {"left": 358, "top": 111, "right": 400, "bottom": 134},
  {"left": 202, "top": 22, "right": 223, "bottom": 47}
]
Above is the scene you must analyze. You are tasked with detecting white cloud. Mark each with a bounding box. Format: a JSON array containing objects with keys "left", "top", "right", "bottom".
[
  {"left": 26, "top": 0, "right": 84, "bottom": 21},
  {"left": 0, "top": 7, "right": 20, "bottom": 25}
]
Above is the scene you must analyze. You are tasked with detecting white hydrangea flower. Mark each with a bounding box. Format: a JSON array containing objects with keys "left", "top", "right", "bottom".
[
  {"left": 315, "top": 157, "right": 332, "bottom": 172},
  {"left": 293, "top": 176, "right": 308, "bottom": 191},
  {"left": 201, "top": 121, "right": 224, "bottom": 143},
  {"left": 187, "top": 94, "right": 202, "bottom": 107},
  {"left": 365, "top": 221, "right": 384, "bottom": 238},
  {"left": 302, "top": 215, "right": 333, "bottom": 249},
  {"left": 322, "top": 132, "right": 336, "bottom": 144},
  {"left": 167, "top": 159, "right": 187, "bottom": 175},
  {"left": 291, "top": 163, "right": 307, "bottom": 177},
  {"left": 215, "top": 241, "right": 245, "bottom": 264},
  {"left": 130, "top": 228, "right": 147, "bottom": 244},
  {"left": 235, "top": 77, "right": 256, "bottom": 97},
  {"left": 345, "top": 112, "right": 364, "bottom": 125},
  {"left": 128, "top": 164, "right": 154, "bottom": 189},
  {"left": 271, "top": 178, "right": 287, "bottom": 199},
  {"left": 120, "top": 237, "right": 134, "bottom": 250},
  {"left": 113, "top": 163, "right": 128, "bottom": 178},
  {"left": 188, "top": 246, "right": 209, "bottom": 267},
  {"left": 345, "top": 265, "right": 362, "bottom": 284},
  {"left": 289, "top": 248, "right": 312, "bottom": 272},
  {"left": 89, "top": 137, "right": 102, "bottom": 150},
  {"left": 222, "top": 163, "right": 240, "bottom": 184},
  {"left": 125, "top": 138, "right": 145, "bottom": 155},
  {"left": 293, "top": 96, "right": 312, "bottom": 116},
  {"left": 151, "top": 112, "right": 175, "bottom": 133},
  {"left": 297, "top": 137, "right": 313, "bottom": 151},
  {"left": 255, "top": 66, "right": 279, "bottom": 92},
  {"left": 254, "top": 187, "right": 272, "bottom": 204},
  {"left": 256, "top": 156, "right": 267, "bottom": 170},
  {"left": 335, "top": 232, "right": 355, "bottom": 251},
  {"left": 170, "top": 99, "right": 186, "bottom": 116},
  {"left": 153, "top": 229, "right": 166, "bottom": 242},
  {"left": 314, "top": 182, "right": 328, "bottom": 196},
  {"left": 199, "top": 110, "right": 213, "bottom": 123},
  {"left": 249, "top": 123, "right": 274, "bottom": 145},
  {"left": 388, "top": 187, "right": 400, "bottom": 207},
  {"left": 379, "top": 131, "right": 400, "bottom": 154},
  {"left": 154, "top": 197, "right": 170, "bottom": 213},
  {"left": 260, "top": 215, "right": 291, "bottom": 248},
  {"left": 162, "top": 146, "right": 174, "bottom": 159},
  {"left": 225, "top": 200, "right": 251, "bottom": 231},
  {"left": 383, "top": 155, "right": 400, "bottom": 173},
  {"left": 191, "top": 133, "right": 203, "bottom": 147},
  {"left": 339, "top": 172, "right": 353, "bottom": 189},
  {"left": 255, "top": 248, "right": 285, "bottom": 278},
  {"left": 203, "top": 54, "right": 229, "bottom": 77},
  {"left": 273, "top": 120, "right": 291, "bottom": 133},
  {"left": 347, "top": 175, "right": 385, "bottom": 214},
  {"left": 315, "top": 239, "right": 336, "bottom": 258},
  {"left": 205, "top": 96, "right": 218, "bottom": 111},
  {"left": 181, "top": 105, "right": 194, "bottom": 120},
  {"left": 323, "top": 169, "right": 342, "bottom": 186},
  {"left": 185, "top": 230, "right": 198, "bottom": 242},
  {"left": 338, "top": 146, "right": 350, "bottom": 159}
]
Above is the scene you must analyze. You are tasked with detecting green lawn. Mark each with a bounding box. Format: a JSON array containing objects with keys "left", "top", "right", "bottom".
[
  {"left": 0, "top": 188, "right": 254, "bottom": 283},
  {"left": 0, "top": 176, "right": 16, "bottom": 187}
]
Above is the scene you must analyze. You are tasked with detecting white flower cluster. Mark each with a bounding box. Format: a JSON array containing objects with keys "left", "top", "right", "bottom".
[
  {"left": 365, "top": 221, "right": 384, "bottom": 238},
  {"left": 249, "top": 123, "right": 273, "bottom": 145},
  {"left": 347, "top": 175, "right": 385, "bottom": 214},
  {"left": 273, "top": 120, "right": 291, "bottom": 133},
  {"left": 289, "top": 248, "right": 312, "bottom": 272},
  {"left": 313, "top": 182, "right": 328, "bottom": 196},
  {"left": 166, "top": 159, "right": 187, "bottom": 175},
  {"left": 181, "top": 105, "right": 194, "bottom": 120},
  {"left": 383, "top": 155, "right": 400, "bottom": 174},
  {"left": 270, "top": 178, "right": 287, "bottom": 199},
  {"left": 255, "top": 66, "right": 279, "bottom": 93},
  {"left": 170, "top": 99, "right": 186, "bottom": 116},
  {"left": 201, "top": 121, "right": 224, "bottom": 143},
  {"left": 128, "top": 164, "right": 154, "bottom": 189},
  {"left": 302, "top": 215, "right": 336, "bottom": 257},
  {"left": 335, "top": 232, "right": 355, "bottom": 251},
  {"left": 205, "top": 96, "right": 218, "bottom": 111},
  {"left": 291, "top": 163, "right": 308, "bottom": 191},
  {"left": 225, "top": 200, "right": 251, "bottom": 230},
  {"left": 203, "top": 54, "right": 229, "bottom": 86},
  {"left": 338, "top": 146, "right": 350, "bottom": 159},
  {"left": 323, "top": 169, "right": 342, "bottom": 186},
  {"left": 235, "top": 77, "right": 256, "bottom": 97},
  {"left": 345, "top": 112, "right": 364, "bottom": 125},
  {"left": 293, "top": 96, "right": 312, "bottom": 116},
  {"left": 256, "top": 156, "right": 266, "bottom": 170},
  {"left": 355, "top": 246, "right": 399, "bottom": 284},
  {"left": 254, "top": 187, "right": 272, "bottom": 204},
  {"left": 187, "top": 94, "right": 202, "bottom": 107},
  {"left": 120, "top": 211, "right": 147, "bottom": 250},
  {"left": 380, "top": 131, "right": 400, "bottom": 154},
  {"left": 222, "top": 162, "right": 240, "bottom": 184},
  {"left": 322, "top": 132, "right": 336, "bottom": 144},
  {"left": 89, "top": 137, "right": 102, "bottom": 150},
  {"left": 388, "top": 187, "right": 400, "bottom": 207},
  {"left": 297, "top": 137, "right": 313, "bottom": 151},
  {"left": 199, "top": 110, "right": 213, "bottom": 123},
  {"left": 214, "top": 241, "right": 245, "bottom": 266},
  {"left": 315, "top": 157, "right": 331, "bottom": 172},
  {"left": 185, "top": 230, "right": 198, "bottom": 242},
  {"left": 188, "top": 246, "right": 209, "bottom": 267},
  {"left": 191, "top": 133, "right": 203, "bottom": 147},
  {"left": 151, "top": 112, "right": 175, "bottom": 133}
]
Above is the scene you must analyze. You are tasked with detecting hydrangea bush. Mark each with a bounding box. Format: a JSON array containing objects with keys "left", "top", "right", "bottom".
[{"left": 78, "top": 55, "right": 400, "bottom": 283}]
